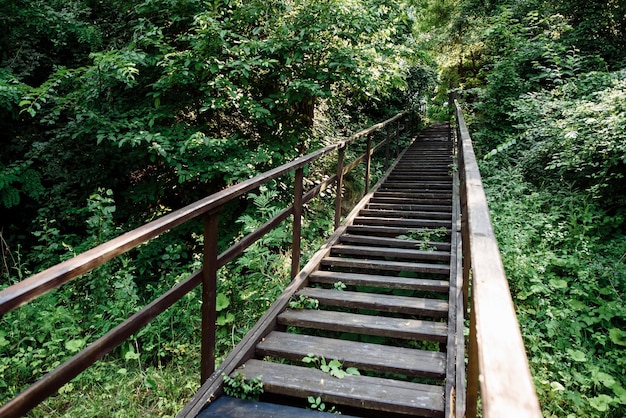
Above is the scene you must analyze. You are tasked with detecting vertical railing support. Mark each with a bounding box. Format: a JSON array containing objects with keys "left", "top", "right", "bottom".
[
  {"left": 458, "top": 119, "right": 470, "bottom": 315},
  {"left": 334, "top": 145, "right": 346, "bottom": 230},
  {"left": 384, "top": 125, "right": 391, "bottom": 171},
  {"left": 201, "top": 209, "right": 220, "bottom": 383},
  {"left": 364, "top": 134, "right": 372, "bottom": 194},
  {"left": 466, "top": 296, "right": 480, "bottom": 417},
  {"left": 395, "top": 121, "right": 400, "bottom": 156},
  {"left": 291, "top": 167, "right": 304, "bottom": 279}
]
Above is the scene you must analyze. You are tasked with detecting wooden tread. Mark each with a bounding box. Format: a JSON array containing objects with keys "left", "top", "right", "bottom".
[
  {"left": 278, "top": 309, "right": 448, "bottom": 342},
  {"left": 321, "top": 256, "right": 450, "bottom": 275},
  {"left": 366, "top": 202, "right": 452, "bottom": 213},
  {"left": 359, "top": 209, "right": 452, "bottom": 219},
  {"left": 235, "top": 360, "right": 445, "bottom": 417},
  {"left": 330, "top": 244, "right": 450, "bottom": 262},
  {"left": 296, "top": 287, "right": 449, "bottom": 317},
  {"left": 257, "top": 331, "right": 446, "bottom": 378},
  {"left": 308, "top": 270, "right": 449, "bottom": 292},
  {"left": 346, "top": 225, "right": 452, "bottom": 239},
  {"left": 354, "top": 216, "right": 451, "bottom": 228},
  {"left": 339, "top": 234, "right": 452, "bottom": 251}
]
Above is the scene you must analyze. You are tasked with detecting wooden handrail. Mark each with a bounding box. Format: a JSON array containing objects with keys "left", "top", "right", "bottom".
[
  {"left": 0, "top": 110, "right": 408, "bottom": 417},
  {"left": 454, "top": 101, "right": 541, "bottom": 417}
]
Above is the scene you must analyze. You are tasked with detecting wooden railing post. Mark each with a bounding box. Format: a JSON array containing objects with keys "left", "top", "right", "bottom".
[
  {"left": 395, "top": 121, "right": 400, "bottom": 156},
  {"left": 291, "top": 167, "right": 304, "bottom": 278},
  {"left": 364, "top": 134, "right": 372, "bottom": 194},
  {"left": 201, "top": 209, "right": 220, "bottom": 383},
  {"left": 384, "top": 125, "right": 391, "bottom": 170},
  {"left": 466, "top": 295, "right": 480, "bottom": 417},
  {"left": 334, "top": 145, "right": 346, "bottom": 229}
]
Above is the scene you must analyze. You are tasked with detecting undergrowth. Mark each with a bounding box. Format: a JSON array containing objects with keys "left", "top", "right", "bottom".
[{"left": 481, "top": 160, "right": 626, "bottom": 417}]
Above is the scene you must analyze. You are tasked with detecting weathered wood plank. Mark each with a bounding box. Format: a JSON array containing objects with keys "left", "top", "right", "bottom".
[
  {"left": 321, "top": 256, "right": 450, "bottom": 275},
  {"left": 374, "top": 191, "right": 452, "bottom": 199},
  {"left": 354, "top": 216, "right": 451, "bottom": 229},
  {"left": 339, "top": 234, "right": 452, "bottom": 251},
  {"left": 196, "top": 395, "right": 347, "bottom": 418},
  {"left": 331, "top": 244, "right": 450, "bottom": 262},
  {"left": 387, "top": 176, "right": 450, "bottom": 181},
  {"left": 346, "top": 225, "right": 452, "bottom": 238},
  {"left": 368, "top": 198, "right": 452, "bottom": 209},
  {"left": 235, "top": 360, "right": 445, "bottom": 417},
  {"left": 381, "top": 182, "right": 452, "bottom": 189},
  {"left": 297, "top": 287, "right": 449, "bottom": 317},
  {"left": 309, "top": 270, "right": 449, "bottom": 292},
  {"left": 456, "top": 101, "right": 540, "bottom": 417},
  {"left": 359, "top": 209, "right": 452, "bottom": 220},
  {"left": 257, "top": 331, "right": 446, "bottom": 378},
  {"left": 278, "top": 309, "right": 448, "bottom": 342},
  {"left": 366, "top": 203, "right": 452, "bottom": 213}
]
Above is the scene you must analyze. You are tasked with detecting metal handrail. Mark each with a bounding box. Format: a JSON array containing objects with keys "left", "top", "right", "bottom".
[{"left": 0, "top": 111, "right": 408, "bottom": 417}]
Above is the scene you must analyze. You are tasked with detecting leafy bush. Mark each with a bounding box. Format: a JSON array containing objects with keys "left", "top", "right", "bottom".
[
  {"left": 481, "top": 160, "right": 626, "bottom": 417},
  {"left": 507, "top": 70, "right": 626, "bottom": 206}
]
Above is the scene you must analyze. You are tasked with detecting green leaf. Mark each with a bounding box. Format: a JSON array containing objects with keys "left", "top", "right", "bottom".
[
  {"left": 216, "top": 293, "right": 230, "bottom": 311},
  {"left": 567, "top": 349, "right": 586, "bottom": 362},
  {"left": 549, "top": 279, "right": 568, "bottom": 289},
  {"left": 345, "top": 367, "right": 360, "bottom": 376},
  {"left": 217, "top": 312, "right": 235, "bottom": 326},
  {"left": 125, "top": 349, "right": 140, "bottom": 361},
  {"left": 608, "top": 328, "right": 626, "bottom": 346},
  {"left": 595, "top": 371, "right": 616, "bottom": 388},
  {"left": 589, "top": 394, "right": 613, "bottom": 412},
  {"left": 550, "top": 381, "right": 565, "bottom": 391},
  {"left": 330, "top": 368, "right": 346, "bottom": 379},
  {"left": 65, "top": 339, "right": 86, "bottom": 353}
]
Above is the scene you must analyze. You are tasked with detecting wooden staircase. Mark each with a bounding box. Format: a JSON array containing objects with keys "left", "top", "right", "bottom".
[{"left": 194, "top": 124, "right": 463, "bottom": 417}]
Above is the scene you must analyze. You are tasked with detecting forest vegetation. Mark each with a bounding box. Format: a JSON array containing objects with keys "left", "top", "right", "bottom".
[{"left": 1, "top": 0, "right": 625, "bottom": 416}]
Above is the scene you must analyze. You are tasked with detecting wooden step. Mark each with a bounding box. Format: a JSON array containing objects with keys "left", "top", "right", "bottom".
[
  {"left": 354, "top": 216, "right": 451, "bottom": 229},
  {"left": 366, "top": 203, "right": 452, "bottom": 213},
  {"left": 331, "top": 244, "right": 450, "bottom": 262},
  {"left": 235, "top": 360, "right": 445, "bottom": 417},
  {"left": 346, "top": 225, "right": 451, "bottom": 239},
  {"left": 197, "top": 395, "right": 346, "bottom": 417},
  {"left": 372, "top": 198, "right": 450, "bottom": 206},
  {"left": 278, "top": 309, "right": 447, "bottom": 342},
  {"left": 370, "top": 197, "right": 453, "bottom": 206},
  {"left": 384, "top": 176, "right": 451, "bottom": 182},
  {"left": 297, "top": 287, "right": 449, "bottom": 317},
  {"left": 309, "top": 271, "right": 449, "bottom": 292},
  {"left": 339, "top": 234, "right": 452, "bottom": 251},
  {"left": 257, "top": 331, "right": 446, "bottom": 378},
  {"left": 320, "top": 256, "right": 450, "bottom": 275},
  {"left": 382, "top": 182, "right": 452, "bottom": 190},
  {"left": 374, "top": 191, "right": 452, "bottom": 199},
  {"left": 359, "top": 209, "right": 452, "bottom": 220}
]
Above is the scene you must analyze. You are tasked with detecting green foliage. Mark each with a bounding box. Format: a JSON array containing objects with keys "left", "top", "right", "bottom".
[
  {"left": 307, "top": 395, "right": 339, "bottom": 413},
  {"left": 289, "top": 295, "right": 320, "bottom": 310},
  {"left": 0, "top": 160, "right": 44, "bottom": 209},
  {"left": 333, "top": 281, "right": 346, "bottom": 291},
  {"left": 482, "top": 161, "right": 626, "bottom": 417},
  {"left": 302, "top": 354, "right": 360, "bottom": 379},
  {"left": 506, "top": 70, "right": 626, "bottom": 206},
  {"left": 396, "top": 227, "right": 447, "bottom": 251},
  {"left": 426, "top": 0, "right": 626, "bottom": 415},
  {"left": 222, "top": 372, "right": 264, "bottom": 401}
]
